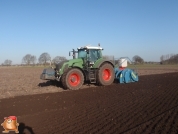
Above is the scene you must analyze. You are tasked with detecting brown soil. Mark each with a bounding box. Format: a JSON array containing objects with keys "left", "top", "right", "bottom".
[
  {"left": 0, "top": 67, "right": 177, "bottom": 99},
  {"left": 0, "top": 71, "right": 178, "bottom": 134}
]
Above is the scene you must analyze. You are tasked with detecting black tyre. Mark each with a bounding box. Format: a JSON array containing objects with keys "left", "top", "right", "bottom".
[
  {"left": 61, "top": 68, "right": 84, "bottom": 90},
  {"left": 97, "top": 63, "right": 115, "bottom": 86}
]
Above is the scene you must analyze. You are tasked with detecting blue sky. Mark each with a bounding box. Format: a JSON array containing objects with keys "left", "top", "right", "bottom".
[{"left": 0, "top": 0, "right": 178, "bottom": 64}]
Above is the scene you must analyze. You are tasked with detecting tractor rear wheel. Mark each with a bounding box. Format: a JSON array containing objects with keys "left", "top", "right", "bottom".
[
  {"left": 97, "top": 63, "right": 115, "bottom": 86},
  {"left": 61, "top": 68, "right": 84, "bottom": 90}
]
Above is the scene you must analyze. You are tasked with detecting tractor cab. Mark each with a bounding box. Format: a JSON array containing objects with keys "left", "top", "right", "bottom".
[{"left": 77, "top": 46, "right": 103, "bottom": 67}]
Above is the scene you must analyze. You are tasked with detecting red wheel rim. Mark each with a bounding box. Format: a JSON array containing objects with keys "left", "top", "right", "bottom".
[
  {"left": 102, "top": 69, "right": 111, "bottom": 81},
  {"left": 68, "top": 73, "right": 80, "bottom": 86}
]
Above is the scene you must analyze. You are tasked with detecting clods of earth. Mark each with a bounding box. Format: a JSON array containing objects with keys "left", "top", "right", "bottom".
[{"left": 0, "top": 67, "right": 178, "bottom": 133}]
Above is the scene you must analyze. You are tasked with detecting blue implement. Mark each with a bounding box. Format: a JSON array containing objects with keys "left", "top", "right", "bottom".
[{"left": 115, "top": 68, "right": 138, "bottom": 83}]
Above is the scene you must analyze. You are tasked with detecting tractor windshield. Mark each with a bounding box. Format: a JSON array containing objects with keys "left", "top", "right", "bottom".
[
  {"left": 78, "top": 49, "right": 102, "bottom": 61},
  {"left": 89, "top": 49, "right": 102, "bottom": 61},
  {"left": 78, "top": 49, "right": 87, "bottom": 58}
]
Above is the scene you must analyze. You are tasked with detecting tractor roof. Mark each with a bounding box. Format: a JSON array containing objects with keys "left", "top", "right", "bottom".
[{"left": 77, "top": 45, "right": 103, "bottom": 50}]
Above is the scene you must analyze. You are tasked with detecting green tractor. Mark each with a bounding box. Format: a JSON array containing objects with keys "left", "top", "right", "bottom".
[{"left": 40, "top": 45, "right": 115, "bottom": 90}]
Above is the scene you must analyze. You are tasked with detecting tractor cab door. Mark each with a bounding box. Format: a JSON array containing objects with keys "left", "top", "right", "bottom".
[
  {"left": 78, "top": 49, "right": 88, "bottom": 68},
  {"left": 89, "top": 49, "right": 102, "bottom": 63}
]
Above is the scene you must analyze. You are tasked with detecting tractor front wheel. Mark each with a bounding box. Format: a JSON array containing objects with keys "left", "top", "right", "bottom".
[
  {"left": 61, "top": 68, "right": 84, "bottom": 90},
  {"left": 97, "top": 63, "right": 115, "bottom": 86}
]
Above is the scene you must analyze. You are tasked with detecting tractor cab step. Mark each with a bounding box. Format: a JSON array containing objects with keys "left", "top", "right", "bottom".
[{"left": 88, "top": 69, "right": 97, "bottom": 83}]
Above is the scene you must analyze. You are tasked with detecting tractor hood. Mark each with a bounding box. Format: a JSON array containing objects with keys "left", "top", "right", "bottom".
[
  {"left": 56, "top": 58, "right": 84, "bottom": 75},
  {"left": 67, "top": 58, "right": 84, "bottom": 68},
  {"left": 55, "top": 60, "right": 69, "bottom": 71}
]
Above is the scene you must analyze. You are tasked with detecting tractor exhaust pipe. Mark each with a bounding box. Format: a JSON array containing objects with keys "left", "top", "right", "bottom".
[{"left": 69, "top": 49, "right": 77, "bottom": 59}]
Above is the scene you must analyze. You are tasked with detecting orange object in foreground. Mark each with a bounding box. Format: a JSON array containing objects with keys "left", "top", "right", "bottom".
[{"left": 1, "top": 116, "right": 19, "bottom": 133}]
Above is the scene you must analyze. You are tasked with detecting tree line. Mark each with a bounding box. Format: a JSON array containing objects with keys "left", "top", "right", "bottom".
[
  {"left": 22, "top": 52, "right": 67, "bottom": 66},
  {"left": 1, "top": 52, "right": 67, "bottom": 66},
  {"left": 160, "top": 54, "right": 178, "bottom": 64},
  {"left": 2, "top": 54, "right": 146, "bottom": 66},
  {"left": 4, "top": 53, "right": 177, "bottom": 66}
]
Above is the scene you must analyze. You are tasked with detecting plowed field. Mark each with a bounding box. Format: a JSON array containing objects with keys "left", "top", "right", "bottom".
[{"left": 0, "top": 72, "right": 178, "bottom": 134}]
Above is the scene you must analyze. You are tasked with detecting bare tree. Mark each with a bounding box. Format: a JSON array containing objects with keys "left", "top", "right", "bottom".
[
  {"left": 22, "top": 54, "right": 36, "bottom": 65},
  {"left": 38, "top": 52, "right": 51, "bottom": 66},
  {"left": 22, "top": 54, "right": 31, "bottom": 65},
  {"left": 168, "top": 54, "right": 178, "bottom": 64},
  {"left": 52, "top": 56, "right": 67, "bottom": 64},
  {"left": 4, "top": 59, "right": 12, "bottom": 66},
  {"left": 30, "top": 55, "right": 37, "bottom": 65},
  {"left": 160, "top": 55, "right": 164, "bottom": 62},
  {"left": 166, "top": 54, "right": 170, "bottom": 60},
  {"left": 102, "top": 55, "right": 113, "bottom": 60},
  {"left": 132, "top": 55, "right": 144, "bottom": 64},
  {"left": 160, "top": 53, "right": 178, "bottom": 64}
]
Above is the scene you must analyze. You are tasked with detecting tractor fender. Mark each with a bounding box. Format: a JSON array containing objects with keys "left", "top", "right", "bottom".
[
  {"left": 59, "top": 59, "right": 83, "bottom": 75},
  {"left": 93, "top": 59, "right": 114, "bottom": 68}
]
